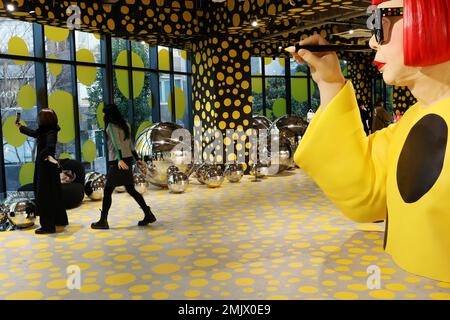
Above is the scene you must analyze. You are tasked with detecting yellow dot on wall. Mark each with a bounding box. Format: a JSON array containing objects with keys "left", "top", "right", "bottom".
[
  {"left": 232, "top": 111, "right": 240, "bottom": 119},
  {"left": 45, "top": 26, "right": 69, "bottom": 42},
  {"left": 8, "top": 37, "right": 29, "bottom": 64}
]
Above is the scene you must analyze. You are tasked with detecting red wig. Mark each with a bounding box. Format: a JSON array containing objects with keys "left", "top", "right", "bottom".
[{"left": 373, "top": 0, "right": 450, "bottom": 67}]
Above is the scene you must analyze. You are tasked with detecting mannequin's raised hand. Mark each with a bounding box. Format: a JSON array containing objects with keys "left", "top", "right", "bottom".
[{"left": 292, "top": 35, "right": 345, "bottom": 110}]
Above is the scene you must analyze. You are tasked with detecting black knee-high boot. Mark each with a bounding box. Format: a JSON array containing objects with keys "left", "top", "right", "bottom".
[
  {"left": 124, "top": 184, "right": 157, "bottom": 226},
  {"left": 91, "top": 186, "right": 114, "bottom": 229}
]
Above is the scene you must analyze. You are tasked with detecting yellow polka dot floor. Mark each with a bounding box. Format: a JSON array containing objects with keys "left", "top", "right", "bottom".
[{"left": 1, "top": 170, "right": 450, "bottom": 300}]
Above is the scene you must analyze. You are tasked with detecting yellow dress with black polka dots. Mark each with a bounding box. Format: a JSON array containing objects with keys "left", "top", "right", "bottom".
[{"left": 294, "top": 81, "right": 450, "bottom": 283}]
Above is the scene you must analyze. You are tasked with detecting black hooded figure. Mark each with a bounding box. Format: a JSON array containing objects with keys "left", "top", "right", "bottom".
[{"left": 17, "top": 108, "right": 69, "bottom": 234}]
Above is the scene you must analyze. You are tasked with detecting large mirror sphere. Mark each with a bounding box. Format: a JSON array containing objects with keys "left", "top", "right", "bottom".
[
  {"left": 8, "top": 200, "right": 36, "bottom": 229},
  {"left": 135, "top": 122, "right": 194, "bottom": 188}
]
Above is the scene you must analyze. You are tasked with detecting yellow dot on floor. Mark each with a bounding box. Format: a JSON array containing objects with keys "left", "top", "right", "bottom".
[
  {"left": 32, "top": 244, "right": 49, "bottom": 250},
  {"left": 35, "top": 252, "right": 53, "bottom": 259},
  {"left": 334, "top": 292, "right": 359, "bottom": 300},
  {"left": 385, "top": 283, "right": 407, "bottom": 291},
  {"left": 190, "top": 270, "right": 207, "bottom": 277},
  {"left": 250, "top": 268, "right": 267, "bottom": 275},
  {"left": 298, "top": 286, "right": 319, "bottom": 294},
  {"left": 0, "top": 274, "right": 8, "bottom": 281},
  {"left": 211, "top": 272, "right": 232, "bottom": 281},
  {"left": 189, "top": 279, "right": 208, "bottom": 287},
  {"left": 212, "top": 248, "right": 229, "bottom": 253},
  {"left": 129, "top": 285, "right": 150, "bottom": 293},
  {"left": 114, "top": 254, "right": 134, "bottom": 262},
  {"left": 109, "top": 293, "right": 123, "bottom": 299},
  {"left": 321, "top": 281, "right": 336, "bottom": 287},
  {"left": 5, "top": 291, "right": 43, "bottom": 300},
  {"left": 185, "top": 290, "right": 200, "bottom": 298},
  {"left": 83, "top": 251, "right": 104, "bottom": 259},
  {"left": 47, "top": 279, "right": 67, "bottom": 289},
  {"left": 139, "top": 245, "right": 164, "bottom": 252},
  {"left": 166, "top": 249, "right": 194, "bottom": 257},
  {"left": 235, "top": 278, "right": 255, "bottom": 286},
  {"left": 288, "top": 262, "right": 304, "bottom": 268},
  {"left": 5, "top": 239, "right": 30, "bottom": 247},
  {"left": 347, "top": 284, "right": 368, "bottom": 291},
  {"left": 105, "top": 239, "right": 127, "bottom": 246},
  {"left": 321, "top": 246, "right": 341, "bottom": 252},
  {"left": 267, "top": 295, "right": 288, "bottom": 300},
  {"left": 29, "top": 262, "right": 52, "bottom": 270},
  {"left": 429, "top": 292, "right": 450, "bottom": 300},
  {"left": 152, "top": 264, "right": 180, "bottom": 274},
  {"left": 105, "top": 273, "right": 136, "bottom": 286},
  {"left": 152, "top": 236, "right": 176, "bottom": 243},
  {"left": 153, "top": 292, "right": 170, "bottom": 299},
  {"left": 405, "top": 277, "right": 421, "bottom": 283},
  {"left": 164, "top": 283, "right": 180, "bottom": 290},
  {"left": 80, "top": 284, "right": 101, "bottom": 294},
  {"left": 193, "top": 259, "right": 219, "bottom": 267},
  {"left": 369, "top": 290, "right": 396, "bottom": 299},
  {"left": 293, "top": 242, "right": 310, "bottom": 248}
]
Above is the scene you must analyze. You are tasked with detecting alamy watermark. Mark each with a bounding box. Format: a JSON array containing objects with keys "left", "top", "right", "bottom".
[{"left": 66, "top": 265, "right": 81, "bottom": 290}]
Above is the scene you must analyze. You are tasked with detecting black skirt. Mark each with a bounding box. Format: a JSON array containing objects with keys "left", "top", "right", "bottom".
[{"left": 105, "top": 157, "right": 134, "bottom": 188}]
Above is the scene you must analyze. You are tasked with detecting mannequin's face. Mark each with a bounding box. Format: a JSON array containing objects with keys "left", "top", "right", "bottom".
[{"left": 369, "top": 0, "right": 422, "bottom": 86}]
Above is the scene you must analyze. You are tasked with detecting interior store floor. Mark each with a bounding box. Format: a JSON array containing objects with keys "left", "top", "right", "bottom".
[{"left": 1, "top": 169, "right": 449, "bottom": 300}]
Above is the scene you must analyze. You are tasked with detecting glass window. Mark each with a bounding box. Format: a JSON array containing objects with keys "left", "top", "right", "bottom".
[
  {"left": 173, "top": 48, "right": 187, "bottom": 73},
  {"left": 0, "top": 18, "right": 34, "bottom": 58},
  {"left": 77, "top": 67, "right": 106, "bottom": 174},
  {"left": 159, "top": 73, "right": 171, "bottom": 122},
  {"left": 251, "top": 57, "right": 262, "bottom": 75},
  {"left": 265, "top": 57, "right": 285, "bottom": 76},
  {"left": 0, "top": 59, "right": 37, "bottom": 191},
  {"left": 173, "top": 74, "right": 189, "bottom": 128},
  {"left": 158, "top": 46, "right": 171, "bottom": 71},
  {"left": 45, "top": 25, "right": 71, "bottom": 61},
  {"left": 133, "top": 72, "right": 153, "bottom": 139},
  {"left": 112, "top": 38, "right": 129, "bottom": 66},
  {"left": 291, "top": 60, "right": 310, "bottom": 118},
  {"left": 265, "top": 78, "right": 286, "bottom": 121},
  {"left": 75, "top": 30, "right": 102, "bottom": 64},
  {"left": 131, "top": 41, "right": 150, "bottom": 69},
  {"left": 113, "top": 67, "right": 130, "bottom": 119},
  {"left": 47, "top": 62, "right": 76, "bottom": 159}
]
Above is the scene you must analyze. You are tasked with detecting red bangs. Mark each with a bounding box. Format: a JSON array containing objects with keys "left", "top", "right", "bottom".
[{"left": 372, "top": 0, "right": 386, "bottom": 5}]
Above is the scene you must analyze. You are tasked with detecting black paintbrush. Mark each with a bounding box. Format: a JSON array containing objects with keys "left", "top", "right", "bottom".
[{"left": 285, "top": 44, "right": 370, "bottom": 53}]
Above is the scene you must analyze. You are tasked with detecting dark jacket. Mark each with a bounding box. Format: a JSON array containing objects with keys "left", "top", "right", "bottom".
[
  {"left": 372, "top": 106, "right": 392, "bottom": 133},
  {"left": 19, "top": 125, "right": 68, "bottom": 229}
]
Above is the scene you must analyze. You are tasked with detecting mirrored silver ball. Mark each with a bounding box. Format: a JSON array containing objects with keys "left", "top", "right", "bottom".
[
  {"left": 204, "top": 168, "right": 224, "bottom": 188},
  {"left": 224, "top": 163, "right": 244, "bottom": 183},
  {"left": 8, "top": 200, "right": 36, "bottom": 229},
  {"left": 134, "top": 173, "right": 148, "bottom": 194},
  {"left": 168, "top": 171, "right": 189, "bottom": 193}
]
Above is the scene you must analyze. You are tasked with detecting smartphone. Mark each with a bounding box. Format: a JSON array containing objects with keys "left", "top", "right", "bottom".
[{"left": 15, "top": 112, "right": 21, "bottom": 124}]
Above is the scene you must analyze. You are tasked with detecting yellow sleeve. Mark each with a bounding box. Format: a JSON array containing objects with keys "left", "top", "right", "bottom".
[{"left": 294, "top": 81, "right": 396, "bottom": 223}]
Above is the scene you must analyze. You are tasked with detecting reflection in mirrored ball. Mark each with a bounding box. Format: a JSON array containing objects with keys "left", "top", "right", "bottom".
[
  {"left": 134, "top": 173, "right": 148, "bottom": 195},
  {"left": 8, "top": 200, "right": 36, "bottom": 229},
  {"left": 168, "top": 171, "right": 189, "bottom": 193},
  {"left": 224, "top": 163, "right": 244, "bottom": 183},
  {"left": 204, "top": 167, "right": 224, "bottom": 188},
  {"left": 135, "top": 122, "right": 194, "bottom": 188}
]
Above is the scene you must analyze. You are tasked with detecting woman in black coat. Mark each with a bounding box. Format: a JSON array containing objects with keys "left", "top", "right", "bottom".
[
  {"left": 91, "top": 104, "right": 156, "bottom": 230},
  {"left": 16, "top": 108, "right": 69, "bottom": 234}
]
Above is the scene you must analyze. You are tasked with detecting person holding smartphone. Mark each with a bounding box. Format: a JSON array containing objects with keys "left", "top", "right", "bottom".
[
  {"left": 16, "top": 108, "right": 68, "bottom": 234},
  {"left": 91, "top": 104, "right": 156, "bottom": 230}
]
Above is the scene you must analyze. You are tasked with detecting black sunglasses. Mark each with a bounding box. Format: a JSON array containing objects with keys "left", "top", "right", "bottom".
[{"left": 367, "top": 5, "right": 403, "bottom": 45}]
